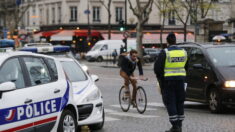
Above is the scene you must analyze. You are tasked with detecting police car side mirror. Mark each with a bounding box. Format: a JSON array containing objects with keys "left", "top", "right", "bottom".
[
  {"left": 0, "top": 82, "right": 16, "bottom": 92},
  {"left": 192, "top": 64, "right": 203, "bottom": 69},
  {"left": 91, "top": 74, "right": 99, "bottom": 82},
  {"left": 0, "top": 82, "right": 16, "bottom": 99}
]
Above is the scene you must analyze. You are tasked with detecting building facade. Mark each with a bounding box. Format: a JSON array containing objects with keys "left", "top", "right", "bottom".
[{"left": 18, "top": 0, "right": 234, "bottom": 42}]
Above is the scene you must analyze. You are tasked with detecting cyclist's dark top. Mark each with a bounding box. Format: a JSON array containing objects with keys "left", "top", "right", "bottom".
[{"left": 120, "top": 55, "right": 143, "bottom": 76}]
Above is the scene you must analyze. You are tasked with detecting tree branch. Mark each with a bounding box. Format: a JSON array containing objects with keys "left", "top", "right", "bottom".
[
  {"left": 141, "top": 0, "right": 153, "bottom": 25},
  {"left": 203, "top": 0, "right": 213, "bottom": 18},
  {"left": 99, "top": 0, "right": 109, "bottom": 11},
  {"left": 128, "top": 0, "right": 139, "bottom": 17}
]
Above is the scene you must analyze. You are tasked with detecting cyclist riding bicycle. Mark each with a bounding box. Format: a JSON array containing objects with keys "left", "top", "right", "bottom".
[{"left": 119, "top": 49, "right": 145, "bottom": 107}]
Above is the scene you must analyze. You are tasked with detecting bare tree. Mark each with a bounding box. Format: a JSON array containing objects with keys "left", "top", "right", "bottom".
[
  {"left": 99, "top": 0, "right": 112, "bottom": 39},
  {"left": 170, "top": 0, "right": 193, "bottom": 42},
  {"left": 128, "top": 0, "right": 154, "bottom": 59},
  {"left": 189, "top": 0, "right": 215, "bottom": 42},
  {"left": 0, "top": 0, "right": 33, "bottom": 38},
  {"left": 154, "top": 0, "right": 171, "bottom": 47}
]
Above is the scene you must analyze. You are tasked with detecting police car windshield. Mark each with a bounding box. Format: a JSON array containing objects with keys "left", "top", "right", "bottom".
[
  {"left": 61, "top": 61, "right": 87, "bottom": 82},
  {"left": 207, "top": 47, "right": 235, "bottom": 67},
  {"left": 43, "top": 51, "right": 75, "bottom": 58}
]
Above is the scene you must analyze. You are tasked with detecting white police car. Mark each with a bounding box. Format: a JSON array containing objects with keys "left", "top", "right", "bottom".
[
  {"left": 20, "top": 45, "right": 105, "bottom": 130},
  {"left": 0, "top": 51, "right": 79, "bottom": 132}
]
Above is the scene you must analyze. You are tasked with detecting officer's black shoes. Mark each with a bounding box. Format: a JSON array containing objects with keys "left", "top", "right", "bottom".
[{"left": 165, "top": 126, "right": 182, "bottom": 132}]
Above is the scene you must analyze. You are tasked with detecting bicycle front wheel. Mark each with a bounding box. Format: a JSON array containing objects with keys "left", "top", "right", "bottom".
[
  {"left": 119, "top": 86, "right": 131, "bottom": 112},
  {"left": 136, "top": 86, "right": 147, "bottom": 114}
]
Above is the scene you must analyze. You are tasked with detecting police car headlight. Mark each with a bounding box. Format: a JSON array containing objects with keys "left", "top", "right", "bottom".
[
  {"left": 82, "top": 88, "right": 101, "bottom": 103},
  {"left": 225, "top": 81, "right": 235, "bottom": 88}
]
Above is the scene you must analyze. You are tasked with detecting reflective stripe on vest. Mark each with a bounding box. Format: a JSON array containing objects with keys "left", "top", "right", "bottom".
[{"left": 164, "top": 48, "right": 187, "bottom": 77}]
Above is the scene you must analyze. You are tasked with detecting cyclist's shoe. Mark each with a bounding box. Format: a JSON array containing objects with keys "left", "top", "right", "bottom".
[
  {"left": 131, "top": 100, "right": 137, "bottom": 108},
  {"left": 165, "top": 126, "right": 182, "bottom": 132}
]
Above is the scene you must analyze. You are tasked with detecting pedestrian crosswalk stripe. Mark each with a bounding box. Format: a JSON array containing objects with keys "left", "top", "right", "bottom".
[
  {"left": 148, "top": 101, "right": 204, "bottom": 107},
  {"left": 105, "top": 108, "right": 159, "bottom": 119},
  {"left": 148, "top": 102, "right": 165, "bottom": 107},
  {"left": 110, "top": 104, "right": 157, "bottom": 111},
  {"left": 105, "top": 116, "right": 120, "bottom": 122}
]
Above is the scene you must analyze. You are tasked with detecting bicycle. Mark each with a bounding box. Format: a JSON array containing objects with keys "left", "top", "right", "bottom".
[{"left": 119, "top": 77, "right": 148, "bottom": 114}]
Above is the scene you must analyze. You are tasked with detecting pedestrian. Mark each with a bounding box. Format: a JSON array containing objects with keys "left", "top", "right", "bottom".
[
  {"left": 118, "top": 45, "right": 126, "bottom": 67},
  {"left": 120, "top": 45, "right": 125, "bottom": 54},
  {"left": 112, "top": 49, "right": 118, "bottom": 65},
  {"left": 154, "top": 32, "right": 187, "bottom": 132}
]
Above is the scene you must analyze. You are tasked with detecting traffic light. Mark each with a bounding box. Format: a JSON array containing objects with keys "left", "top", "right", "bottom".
[
  {"left": 119, "top": 20, "right": 125, "bottom": 31},
  {"left": 122, "top": 38, "right": 127, "bottom": 43}
]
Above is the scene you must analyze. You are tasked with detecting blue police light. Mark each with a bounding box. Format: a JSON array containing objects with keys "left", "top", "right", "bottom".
[
  {"left": 20, "top": 45, "right": 71, "bottom": 53},
  {"left": 53, "top": 45, "right": 70, "bottom": 52},
  {"left": 0, "top": 39, "right": 15, "bottom": 48},
  {"left": 20, "top": 47, "right": 38, "bottom": 53}
]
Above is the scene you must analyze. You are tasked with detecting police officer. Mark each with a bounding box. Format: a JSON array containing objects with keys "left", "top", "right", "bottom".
[{"left": 154, "top": 32, "right": 187, "bottom": 132}]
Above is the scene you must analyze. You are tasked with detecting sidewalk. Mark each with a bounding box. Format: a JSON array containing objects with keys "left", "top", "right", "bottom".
[{"left": 80, "top": 60, "right": 154, "bottom": 70}]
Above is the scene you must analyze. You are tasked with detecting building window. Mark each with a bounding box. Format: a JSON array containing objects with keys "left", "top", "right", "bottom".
[
  {"left": 27, "top": 11, "right": 30, "bottom": 26},
  {"left": 39, "top": 8, "right": 43, "bottom": 25},
  {"left": 116, "top": 7, "right": 123, "bottom": 22},
  {"left": 52, "top": 7, "right": 55, "bottom": 24},
  {"left": 46, "top": 8, "right": 49, "bottom": 24},
  {"left": 93, "top": 6, "right": 100, "bottom": 22},
  {"left": 58, "top": 6, "right": 61, "bottom": 23},
  {"left": 70, "top": 6, "right": 77, "bottom": 22},
  {"left": 168, "top": 10, "right": 175, "bottom": 25}
]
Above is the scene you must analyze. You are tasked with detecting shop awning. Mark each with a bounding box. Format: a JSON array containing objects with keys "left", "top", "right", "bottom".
[
  {"left": 51, "top": 30, "right": 74, "bottom": 41},
  {"left": 74, "top": 30, "right": 102, "bottom": 37},
  {"left": 33, "top": 32, "right": 42, "bottom": 42},
  {"left": 42, "top": 30, "right": 61, "bottom": 37},
  {"left": 102, "top": 32, "right": 195, "bottom": 43}
]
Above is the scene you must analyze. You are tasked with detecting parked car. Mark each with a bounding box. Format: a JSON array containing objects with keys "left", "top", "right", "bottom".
[
  {"left": 178, "top": 42, "right": 235, "bottom": 113},
  {"left": 0, "top": 51, "right": 78, "bottom": 131},
  {"left": 19, "top": 45, "right": 104, "bottom": 130},
  {"left": 143, "top": 48, "right": 161, "bottom": 62}
]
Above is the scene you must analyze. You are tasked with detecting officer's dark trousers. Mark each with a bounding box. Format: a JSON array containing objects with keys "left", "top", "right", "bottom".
[{"left": 162, "top": 80, "right": 185, "bottom": 128}]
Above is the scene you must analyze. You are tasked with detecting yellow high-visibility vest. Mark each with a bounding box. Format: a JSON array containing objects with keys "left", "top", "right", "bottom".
[{"left": 164, "top": 48, "right": 187, "bottom": 77}]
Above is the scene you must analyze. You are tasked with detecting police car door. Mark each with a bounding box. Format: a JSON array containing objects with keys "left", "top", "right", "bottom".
[
  {"left": 22, "top": 56, "right": 66, "bottom": 131},
  {"left": 0, "top": 57, "right": 35, "bottom": 132}
]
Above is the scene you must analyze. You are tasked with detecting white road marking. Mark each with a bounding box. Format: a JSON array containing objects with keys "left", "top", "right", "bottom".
[
  {"left": 105, "top": 116, "right": 120, "bottom": 122},
  {"left": 105, "top": 108, "right": 159, "bottom": 119},
  {"left": 100, "top": 77, "right": 123, "bottom": 81},
  {"left": 110, "top": 104, "right": 157, "bottom": 111},
  {"left": 148, "top": 101, "right": 204, "bottom": 107}
]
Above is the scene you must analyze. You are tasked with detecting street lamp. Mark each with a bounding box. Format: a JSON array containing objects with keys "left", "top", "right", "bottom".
[{"left": 124, "top": 0, "right": 127, "bottom": 51}]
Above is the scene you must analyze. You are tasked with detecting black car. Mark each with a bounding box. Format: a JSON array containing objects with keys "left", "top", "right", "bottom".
[
  {"left": 178, "top": 42, "right": 235, "bottom": 113},
  {"left": 143, "top": 48, "right": 161, "bottom": 62}
]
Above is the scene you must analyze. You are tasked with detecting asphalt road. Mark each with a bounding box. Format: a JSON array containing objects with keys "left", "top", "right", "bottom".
[{"left": 82, "top": 61, "right": 235, "bottom": 132}]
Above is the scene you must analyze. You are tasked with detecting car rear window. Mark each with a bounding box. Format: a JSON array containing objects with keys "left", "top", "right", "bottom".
[{"left": 61, "top": 61, "right": 87, "bottom": 82}]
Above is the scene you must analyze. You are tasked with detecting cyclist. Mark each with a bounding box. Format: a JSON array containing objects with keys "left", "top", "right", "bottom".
[{"left": 119, "top": 49, "right": 144, "bottom": 107}]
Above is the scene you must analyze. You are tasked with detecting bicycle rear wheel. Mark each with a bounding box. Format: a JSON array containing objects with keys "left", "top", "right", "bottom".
[
  {"left": 136, "top": 86, "right": 147, "bottom": 114},
  {"left": 119, "top": 86, "right": 131, "bottom": 112}
]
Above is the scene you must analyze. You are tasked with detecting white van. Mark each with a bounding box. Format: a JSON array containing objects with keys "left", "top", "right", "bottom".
[{"left": 85, "top": 40, "right": 136, "bottom": 62}]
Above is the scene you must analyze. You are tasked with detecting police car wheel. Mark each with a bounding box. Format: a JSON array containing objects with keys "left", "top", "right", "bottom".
[
  {"left": 57, "top": 109, "right": 78, "bottom": 132},
  {"left": 89, "top": 109, "right": 105, "bottom": 130}
]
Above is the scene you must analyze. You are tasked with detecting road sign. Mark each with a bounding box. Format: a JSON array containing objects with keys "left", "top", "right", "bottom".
[
  {"left": 123, "top": 31, "right": 129, "bottom": 38},
  {"left": 84, "top": 9, "right": 90, "bottom": 14}
]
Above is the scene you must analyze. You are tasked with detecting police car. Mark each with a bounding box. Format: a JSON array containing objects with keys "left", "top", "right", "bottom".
[
  {"left": 20, "top": 45, "right": 105, "bottom": 130},
  {"left": 0, "top": 51, "right": 79, "bottom": 131}
]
